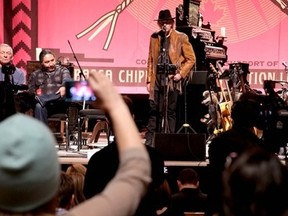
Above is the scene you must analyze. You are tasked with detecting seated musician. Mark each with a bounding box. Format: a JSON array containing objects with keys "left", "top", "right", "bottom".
[
  {"left": 28, "top": 49, "right": 72, "bottom": 124},
  {"left": 0, "top": 43, "right": 26, "bottom": 121}
]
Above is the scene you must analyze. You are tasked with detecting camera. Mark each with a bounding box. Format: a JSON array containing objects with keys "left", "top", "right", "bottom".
[
  {"left": 65, "top": 80, "right": 96, "bottom": 102},
  {"left": 157, "top": 63, "right": 177, "bottom": 75},
  {"left": 256, "top": 80, "right": 288, "bottom": 153}
]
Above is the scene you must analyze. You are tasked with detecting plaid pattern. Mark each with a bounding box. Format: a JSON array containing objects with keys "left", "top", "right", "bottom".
[{"left": 28, "top": 65, "right": 71, "bottom": 95}]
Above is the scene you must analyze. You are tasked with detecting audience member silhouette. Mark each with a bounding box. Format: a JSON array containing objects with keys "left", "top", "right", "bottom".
[
  {"left": 84, "top": 95, "right": 166, "bottom": 216},
  {"left": 222, "top": 147, "right": 288, "bottom": 216},
  {"left": 167, "top": 168, "right": 207, "bottom": 216},
  {"left": 56, "top": 171, "right": 74, "bottom": 215},
  {"left": 69, "top": 173, "right": 86, "bottom": 207},
  {"left": 155, "top": 178, "right": 172, "bottom": 216},
  {"left": 66, "top": 163, "right": 87, "bottom": 176},
  {"left": 206, "top": 92, "right": 263, "bottom": 216},
  {"left": 0, "top": 71, "right": 151, "bottom": 216}
]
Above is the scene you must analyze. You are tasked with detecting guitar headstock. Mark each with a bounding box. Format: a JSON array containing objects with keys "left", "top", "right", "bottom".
[{"left": 209, "top": 62, "right": 218, "bottom": 74}]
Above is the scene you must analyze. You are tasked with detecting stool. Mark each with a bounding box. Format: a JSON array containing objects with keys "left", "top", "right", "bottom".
[
  {"left": 77, "top": 109, "right": 109, "bottom": 150},
  {"left": 48, "top": 113, "right": 69, "bottom": 150}
]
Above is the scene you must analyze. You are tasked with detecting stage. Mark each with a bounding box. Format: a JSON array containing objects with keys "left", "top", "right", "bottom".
[
  {"left": 57, "top": 132, "right": 288, "bottom": 194},
  {"left": 57, "top": 134, "right": 210, "bottom": 193},
  {"left": 56, "top": 131, "right": 209, "bottom": 166}
]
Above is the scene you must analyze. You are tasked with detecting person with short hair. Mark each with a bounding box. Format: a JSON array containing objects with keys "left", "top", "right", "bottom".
[
  {"left": 28, "top": 49, "right": 72, "bottom": 124},
  {"left": 167, "top": 168, "right": 207, "bottom": 216},
  {"left": 0, "top": 43, "right": 25, "bottom": 85}
]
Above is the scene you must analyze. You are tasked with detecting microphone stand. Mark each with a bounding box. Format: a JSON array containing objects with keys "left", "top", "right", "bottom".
[
  {"left": 67, "top": 40, "right": 87, "bottom": 151},
  {"left": 67, "top": 40, "right": 87, "bottom": 110},
  {"left": 162, "top": 30, "right": 170, "bottom": 134}
]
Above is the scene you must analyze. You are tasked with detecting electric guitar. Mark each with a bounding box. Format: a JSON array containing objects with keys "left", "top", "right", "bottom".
[{"left": 209, "top": 62, "right": 233, "bottom": 132}]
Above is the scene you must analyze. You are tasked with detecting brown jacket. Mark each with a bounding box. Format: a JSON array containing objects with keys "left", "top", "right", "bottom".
[{"left": 146, "top": 29, "right": 196, "bottom": 100}]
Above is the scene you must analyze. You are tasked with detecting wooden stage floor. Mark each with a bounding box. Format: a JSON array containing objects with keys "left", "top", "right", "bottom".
[{"left": 56, "top": 132, "right": 209, "bottom": 167}]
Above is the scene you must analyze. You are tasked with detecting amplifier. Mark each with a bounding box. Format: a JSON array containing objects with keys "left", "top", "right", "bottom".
[{"left": 154, "top": 133, "right": 206, "bottom": 161}]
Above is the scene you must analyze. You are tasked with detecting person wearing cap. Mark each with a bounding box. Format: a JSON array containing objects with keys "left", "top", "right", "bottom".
[
  {"left": 145, "top": 9, "right": 196, "bottom": 147},
  {"left": 0, "top": 71, "right": 151, "bottom": 216}
]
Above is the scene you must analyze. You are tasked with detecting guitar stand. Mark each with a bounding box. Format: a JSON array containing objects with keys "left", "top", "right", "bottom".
[
  {"left": 176, "top": 79, "right": 197, "bottom": 134},
  {"left": 176, "top": 122, "right": 197, "bottom": 134}
]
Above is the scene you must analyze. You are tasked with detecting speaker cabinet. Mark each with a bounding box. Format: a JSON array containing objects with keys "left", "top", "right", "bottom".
[{"left": 154, "top": 133, "right": 206, "bottom": 161}]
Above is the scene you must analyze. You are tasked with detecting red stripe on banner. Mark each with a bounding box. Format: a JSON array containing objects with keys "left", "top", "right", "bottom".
[
  {"left": 13, "top": 48, "right": 31, "bottom": 61},
  {"left": 12, "top": 29, "right": 31, "bottom": 48},
  {"left": 12, "top": 12, "right": 31, "bottom": 29},
  {"left": 13, "top": 48, "right": 31, "bottom": 69},
  {"left": 0, "top": 1, "right": 3, "bottom": 42},
  {"left": 11, "top": 0, "right": 33, "bottom": 68},
  {"left": 12, "top": 0, "right": 31, "bottom": 9}
]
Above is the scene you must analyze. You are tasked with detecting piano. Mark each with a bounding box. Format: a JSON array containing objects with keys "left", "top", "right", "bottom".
[
  {"left": 175, "top": 1, "right": 228, "bottom": 70},
  {"left": 205, "top": 45, "right": 227, "bottom": 60}
]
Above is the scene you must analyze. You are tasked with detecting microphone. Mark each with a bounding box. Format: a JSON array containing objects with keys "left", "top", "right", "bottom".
[
  {"left": 282, "top": 61, "right": 287, "bottom": 68},
  {"left": 1, "top": 63, "right": 16, "bottom": 75}
]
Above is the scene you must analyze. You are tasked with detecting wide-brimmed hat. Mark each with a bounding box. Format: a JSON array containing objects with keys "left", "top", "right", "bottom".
[{"left": 154, "top": 9, "right": 175, "bottom": 21}]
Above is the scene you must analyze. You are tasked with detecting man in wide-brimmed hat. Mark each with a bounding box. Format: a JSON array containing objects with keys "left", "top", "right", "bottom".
[{"left": 145, "top": 9, "right": 196, "bottom": 146}]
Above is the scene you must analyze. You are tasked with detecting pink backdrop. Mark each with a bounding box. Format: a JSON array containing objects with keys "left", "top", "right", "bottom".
[
  {"left": 0, "top": 0, "right": 3, "bottom": 42},
  {"left": 2, "top": 0, "right": 288, "bottom": 93}
]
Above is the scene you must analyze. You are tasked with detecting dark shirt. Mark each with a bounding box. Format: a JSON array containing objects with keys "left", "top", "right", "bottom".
[
  {"left": 84, "top": 142, "right": 165, "bottom": 216},
  {"left": 28, "top": 65, "right": 71, "bottom": 95},
  {"left": 0, "top": 67, "right": 25, "bottom": 120},
  {"left": 168, "top": 188, "right": 207, "bottom": 216},
  {"left": 156, "top": 35, "right": 171, "bottom": 89},
  {"left": 206, "top": 126, "right": 262, "bottom": 216},
  {"left": 208, "top": 126, "right": 261, "bottom": 173}
]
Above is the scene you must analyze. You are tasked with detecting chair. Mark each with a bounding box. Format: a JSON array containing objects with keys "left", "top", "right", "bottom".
[
  {"left": 87, "top": 118, "right": 110, "bottom": 144},
  {"left": 48, "top": 113, "right": 69, "bottom": 150},
  {"left": 48, "top": 103, "right": 79, "bottom": 151},
  {"left": 77, "top": 108, "right": 109, "bottom": 151}
]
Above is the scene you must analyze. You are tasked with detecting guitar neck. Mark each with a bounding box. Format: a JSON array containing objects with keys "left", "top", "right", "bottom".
[{"left": 215, "top": 61, "right": 233, "bottom": 102}]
